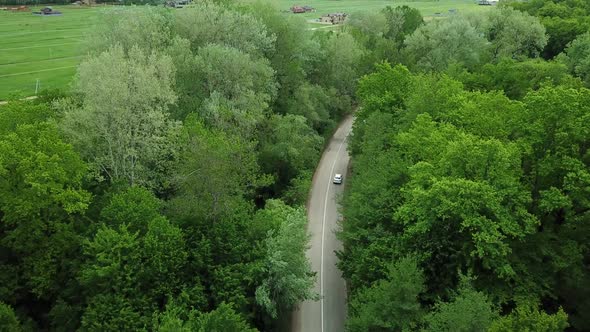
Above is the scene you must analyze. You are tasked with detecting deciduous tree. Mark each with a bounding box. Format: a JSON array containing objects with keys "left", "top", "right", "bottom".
[{"left": 60, "top": 45, "right": 179, "bottom": 188}]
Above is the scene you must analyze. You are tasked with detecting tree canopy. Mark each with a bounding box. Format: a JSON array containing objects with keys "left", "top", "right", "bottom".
[{"left": 2, "top": 1, "right": 590, "bottom": 331}]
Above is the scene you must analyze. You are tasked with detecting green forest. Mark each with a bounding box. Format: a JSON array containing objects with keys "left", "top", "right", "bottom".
[
  {"left": 340, "top": 0, "right": 590, "bottom": 331},
  {"left": 1, "top": 0, "right": 590, "bottom": 331}
]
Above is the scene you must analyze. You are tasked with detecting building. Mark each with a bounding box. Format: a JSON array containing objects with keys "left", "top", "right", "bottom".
[
  {"left": 291, "top": 6, "right": 305, "bottom": 13},
  {"left": 291, "top": 5, "right": 314, "bottom": 13}
]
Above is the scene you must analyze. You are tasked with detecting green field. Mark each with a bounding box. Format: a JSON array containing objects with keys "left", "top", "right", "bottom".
[
  {"left": 0, "top": 1, "right": 489, "bottom": 100},
  {"left": 272, "top": 0, "right": 491, "bottom": 19},
  {"left": 0, "top": 6, "right": 101, "bottom": 100}
]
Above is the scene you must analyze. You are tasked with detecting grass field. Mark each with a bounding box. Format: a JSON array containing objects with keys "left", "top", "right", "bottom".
[
  {"left": 0, "top": 6, "right": 101, "bottom": 100},
  {"left": 272, "top": 0, "right": 491, "bottom": 19},
  {"left": 0, "top": 1, "right": 490, "bottom": 100}
]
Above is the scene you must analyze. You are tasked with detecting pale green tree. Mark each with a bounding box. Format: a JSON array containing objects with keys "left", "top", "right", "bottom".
[
  {"left": 88, "top": 6, "right": 174, "bottom": 54},
  {"left": 174, "top": 3, "right": 275, "bottom": 58},
  {"left": 191, "top": 44, "right": 276, "bottom": 135},
  {"left": 346, "top": 10, "right": 388, "bottom": 39},
  {"left": 255, "top": 200, "right": 316, "bottom": 318},
  {"left": 483, "top": 7, "right": 547, "bottom": 59},
  {"left": 313, "top": 32, "right": 365, "bottom": 96},
  {"left": 560, "top": 32, "right": 590, "bottom": 85},
  {"left": 382, "top": 5, "right": 424, "bottom": 43},
  {"left": 60, "top": 45, "right": 180, "bottom": 188},
  {"left": 405, "top": 16, "right": 489, "bottom": 71}
]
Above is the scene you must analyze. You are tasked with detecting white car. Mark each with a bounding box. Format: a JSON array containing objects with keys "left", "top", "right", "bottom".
[{"left": 333, "top": 173, "right": 343, "bottom": 184}]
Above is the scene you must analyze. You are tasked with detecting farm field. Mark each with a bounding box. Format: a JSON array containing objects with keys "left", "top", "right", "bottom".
[
  {"left": 268, "top": 0, "right": 492, "bottom": 19},
  {"left": 0, "top": 0, "right": 490, "bottom": 100},
  {"left": 0, "top": 6, "right": 100, "bottom": 100}
]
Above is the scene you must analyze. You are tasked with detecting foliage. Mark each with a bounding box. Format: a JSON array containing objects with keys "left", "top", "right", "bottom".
[
  {"left": 174, "top": 3, "right": 275, "bottom": 58},
  {"left": 489, "top": 303, "right": 569, "bottom": 332},
  {"left": 346, "top": 256, "right": 425, "bottom": 332},
  {"left": 60, "top": 45, "right": 179, "bottom": 189},
  {"left": 0, "top": 100, "right": 54, "bottom": 134},
  {"left": 312, "top": 32, "right": 365, "bottom": 96},
  {"left": 404, "top": 16, "right": 489, "bottom": 71},
  {"left": 423, "top": 281, "right": 497, "bottom": 332},
  {"left": 0, "top": 122, "right": 90, "bottom": 301},
  {"left": 0, "top": 302, "right": 21, "bottom": 332},
  {"left": 170, "top": 118, "right": 267, "bottom": 222},
  {"left": 8, "top": 0, "right": 590, "bottom": 330},
  {"left": 482, "top": 6, "right": 547, "bottom": 60},
  {"left": 341, "top": 61, "right": 590, "bottom": 330},
  {"left": 191, "top": 44, "right": 276, "bottom": 136},
  {"left": 154, "top": 302, "right": 257, "bottom": 332},
  {"left": 382, "top": 5, "right": 424, "bottom": 43},
  {"left": 79, "top": 211, "right": 191, "bottom": 330},
  {"left": 258, "top": 114, "right": 323, "bottom": 197},
  {"left": 346, "top": 10, "right": 388, "bottom": 41},
  {"left": 509, "top": 0, "right": 590, "bottom": 58},
  {"left": 254, "top": 200, "right": 316, "bottom": 318},
  {"left": 89, "top": 7, "right": 174, "bottom": 54},
  {"left": 560, "top": 32, "right": 590, "bottom": 86},
  {"left": 456, "top": 58, "right": 579, "bottom": 99}
]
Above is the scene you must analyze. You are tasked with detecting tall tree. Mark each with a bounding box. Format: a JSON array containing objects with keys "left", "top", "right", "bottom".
[
  {"left": 482, "top": 6, "right": 547, "bottom": 60},
  {"left": 174, "top": 3, "right": 275, "bottom": 58},
  {"left": 190, "top": 44, "right": 276, "bottom": 136},
  {"left": 258, "top": 114, "right": 323, "bottom": 197},
  {"left": 60, "top": 45, "right": 179, "bottom": 189},
  {"left": 169, "top": 118, "right": 268, "bottom": 223},
  {"left": 154, "top": 302, "right": 257, "bottom": 332},
  {"left": 509, "top": 0, "right": 590, "bottom": 58},
  {"left": 0, "top": 122, "right": 90, "bottom": 306},
  {"left": 346, "top": 256, "right": 425, "bottom": 332},
  {"left": 80, "top": 202, "right": 191, "bottom": 330},
  {"left": 88, "top": 6, "right": 174, "bottom": 54},
  {"left": 424, "top": 282, "right": 497, "bottom": 332},
  {"left": 312, "top": 32, "right": 364, "bottom": 97},
  {"left": 382, "top": 5, "right": 423, "bottom": 43},
  {"left": 0, "top": 302, "right": 22, "bottom": 332},
  {"left": 404, "top": 16, "right": 489, "bottom": 71},
  {"left": 254, "top": 200, "right": 316, "bottom": 319},
  {"left": 489, "top": 303, "right": 569, "bottom": 332},
  {"left": 560, "top": 32, "right": 590, "bottom": 86}
]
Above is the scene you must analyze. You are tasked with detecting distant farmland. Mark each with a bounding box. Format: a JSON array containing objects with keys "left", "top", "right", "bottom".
[
  {"left": 0, "top": 6, "right": 100, "bottom": 99},
  {"left": 0, "top": 1, "right": 490, "bottom": 100},
  {"left": 269, "top": 0, "right": 491, "bottom": 19}
]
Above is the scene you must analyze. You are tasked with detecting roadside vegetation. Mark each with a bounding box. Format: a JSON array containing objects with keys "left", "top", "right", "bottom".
[
  {"left": 0, "top": 1, "right": 359, "bottom": 330},
  {"left": 340, "top": 1, "right": 590, "bottom": 331},
  {"left": 2, "top": 0, "right": 590, "bottom": 331}
]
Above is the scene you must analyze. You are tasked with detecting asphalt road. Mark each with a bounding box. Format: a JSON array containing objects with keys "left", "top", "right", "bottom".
[{"left": 292, "top": 115, "right": 354, "bottom": 332}]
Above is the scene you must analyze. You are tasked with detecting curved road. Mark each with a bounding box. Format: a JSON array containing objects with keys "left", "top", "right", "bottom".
[{"left": 292, "top": 115, "right": 353, "bottom": 332}]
